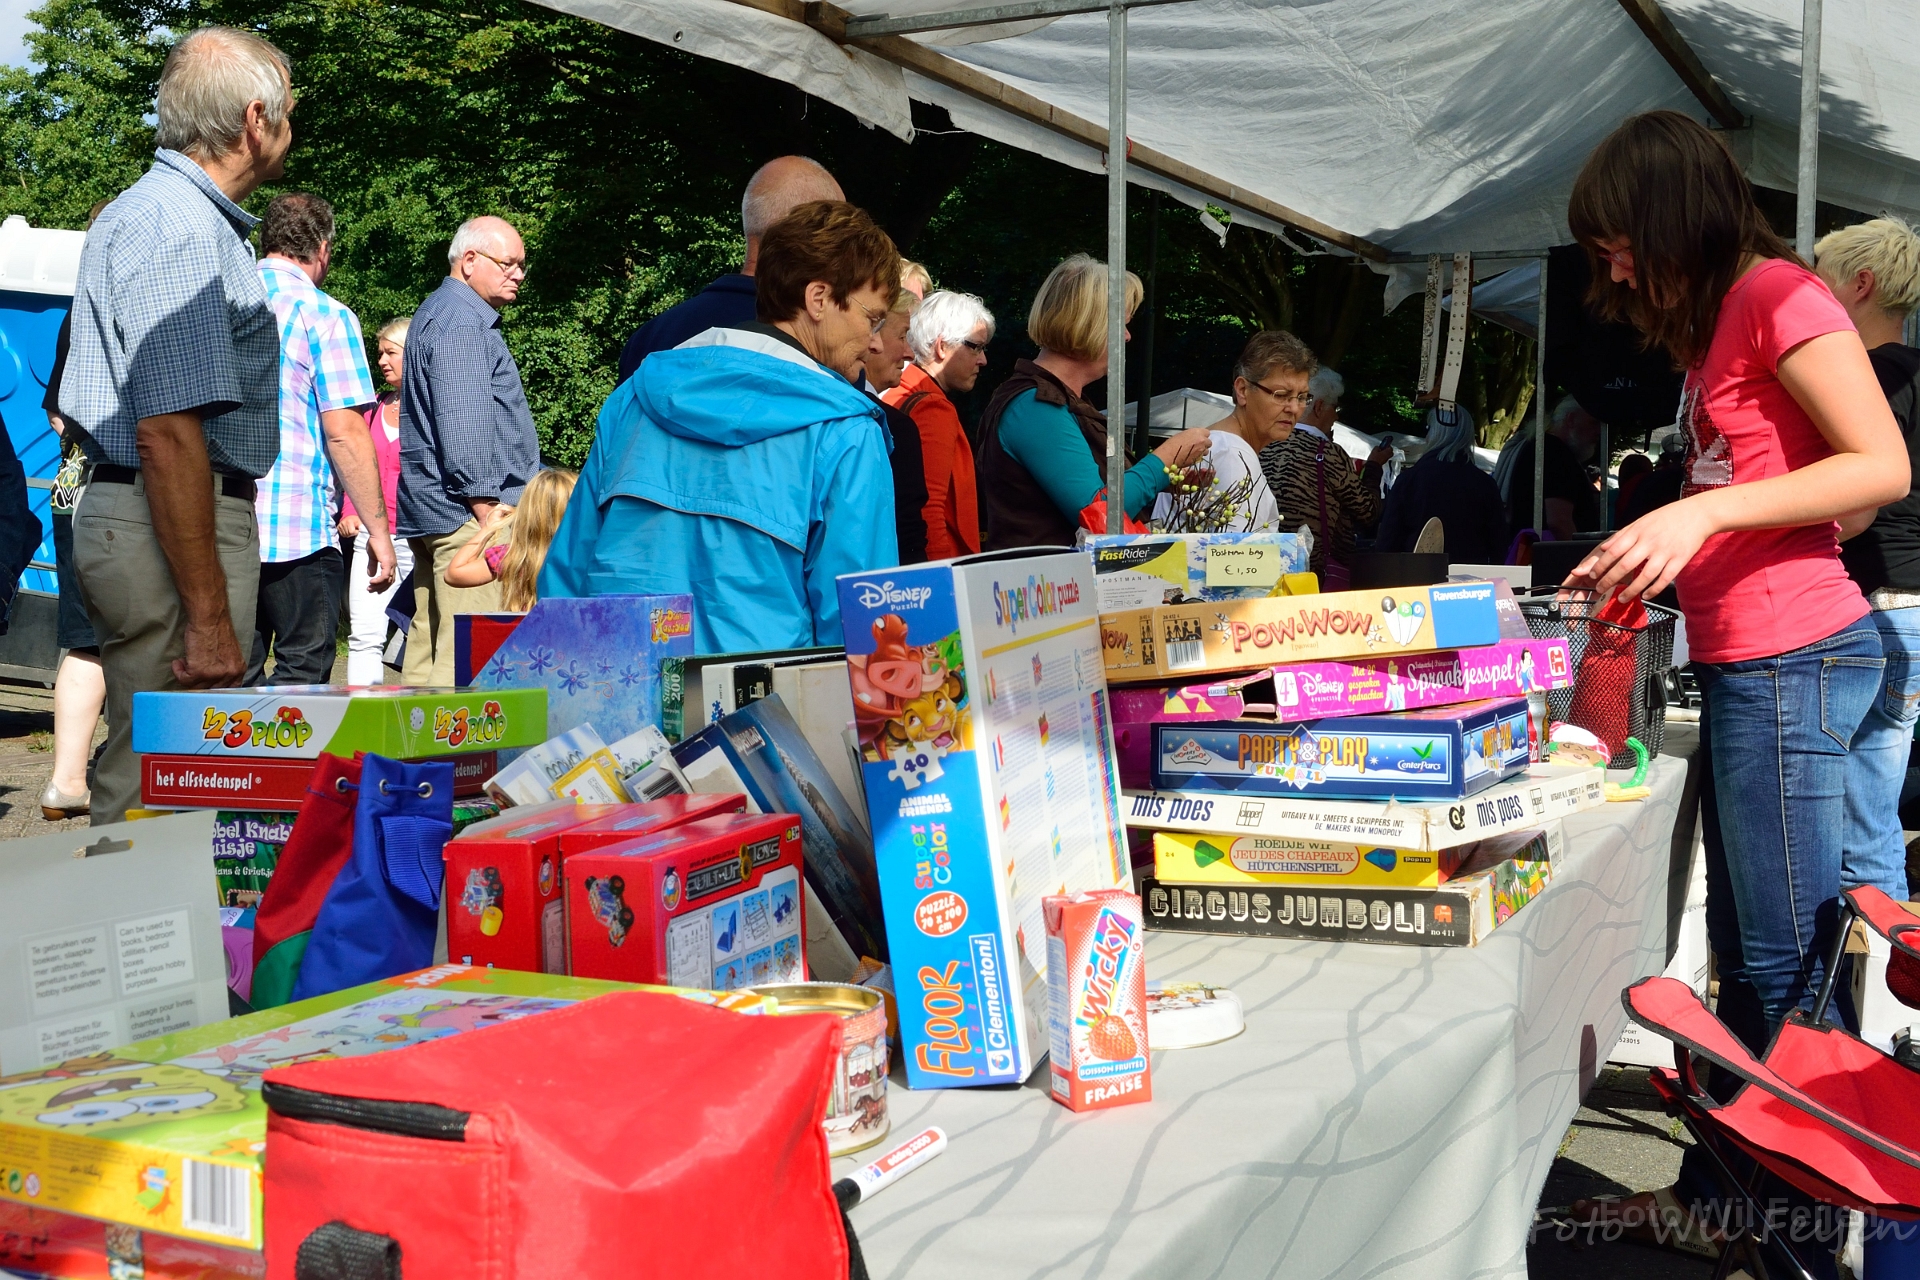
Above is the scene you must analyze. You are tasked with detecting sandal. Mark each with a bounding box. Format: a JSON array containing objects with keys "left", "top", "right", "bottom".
[
  {"left": 40, "top": 780, "right": 90, "bottom": 821},
  {"left": 1562, "top": 1186, "right": 1723, "bottom": 1260}
]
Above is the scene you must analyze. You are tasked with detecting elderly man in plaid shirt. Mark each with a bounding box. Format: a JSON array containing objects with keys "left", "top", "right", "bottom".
[
  {"left": 60, "top": 27, "right": 296, "bottom": 825},
  {"left": 248, "top": 193, "right": 395, "bottom": 685}
]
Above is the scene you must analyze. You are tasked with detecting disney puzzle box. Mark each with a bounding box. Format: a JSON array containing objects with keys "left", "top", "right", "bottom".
[{"left": 0, "top": 967, "right": 769, "bottom": 1251}]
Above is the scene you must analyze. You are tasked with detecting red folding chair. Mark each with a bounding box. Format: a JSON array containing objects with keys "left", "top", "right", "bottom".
[{"left": 1623, "top": 885, "right": 1920, "bottom": 1280}]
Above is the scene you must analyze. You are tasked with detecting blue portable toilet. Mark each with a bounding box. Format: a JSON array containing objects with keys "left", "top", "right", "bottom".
[{"left": 0, "top": 214, "right": 85, "bottom": 598}]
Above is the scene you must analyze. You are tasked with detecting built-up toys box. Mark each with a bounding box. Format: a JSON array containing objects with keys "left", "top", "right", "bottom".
[
  {"left": 564, "top": 812, "right": 806, "bottom": 990},
  {"left": 1152, "top": 696, "right": 1533, "bottom": 802},
  {"left": 442, "top": 803, "right": 632, "bottom": 974},
  {"left": 0, "top": 966, "right": 773, "bottom": 1252},
  {"left": 1101, "top": 580, "right": 1504, "bottom": 681},
  {"left": 1044, "top": 888, "right": 1150, "bottom": 1112},
  {"left": 1108, "top": 638, "right": 1571, "bottom": 789},
  {"left": 456, "top": 595, "right": 696, "bottom": 746},
  {"left": 131, "top": 686, "right": 545, "bottom": 761},
  {"left": 837, "top": 549, "right": 1130, "bottom": 1091},
  {"left": 556, "top": 793, "right": 748, "bottom": 858},
  {"left": 1079, "top": 531, "right": 1308, "bottom": 611}
]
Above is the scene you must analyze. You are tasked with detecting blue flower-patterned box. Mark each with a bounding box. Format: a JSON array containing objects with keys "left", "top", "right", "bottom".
[{"left": 456, "top": 595, "right": 696, "bottom": 745}]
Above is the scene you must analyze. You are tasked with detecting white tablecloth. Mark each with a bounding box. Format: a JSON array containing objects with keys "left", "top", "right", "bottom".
[{"left": 842, "top": 756, "right": 1687, "bottom": 1280}]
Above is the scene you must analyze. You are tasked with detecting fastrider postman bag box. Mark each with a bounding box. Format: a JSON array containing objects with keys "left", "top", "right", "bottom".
[{"left": 838, "top": 550, "right": 1130, "bottom": 1090}]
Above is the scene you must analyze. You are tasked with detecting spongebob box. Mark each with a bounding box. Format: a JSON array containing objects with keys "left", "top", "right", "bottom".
[
  {"left": 1080, "top": 531, "right": 1308, "bottom": 611},
  {"left": 837, "top": 550, "right": 1130, "bottom": 1091},
  {"left": 0, "top": 966, "right": 772, "bottom": 1251},
  {"left": 130, "top": 687, "right": 545, "bottom": 761},
  {"left": 458, "top": 595, "right": 696, "bottom": 746},
  {"left": 1152, "top": 697, "right": 1532, "bottom": 801},
  {"left": 1101, "top": 580, "right": 1503, "bottom": 681},
  {"left": 1152, "top": 831, "right": 1476, "bottom": 889}
]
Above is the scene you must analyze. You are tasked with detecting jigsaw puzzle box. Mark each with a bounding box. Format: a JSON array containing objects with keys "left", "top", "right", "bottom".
[
  {"left": 837, "top": 550, "right": 1130, "bottom": 1091},
  {"left": 0, "top": 967, "right": 770, "bottom": 1251}
]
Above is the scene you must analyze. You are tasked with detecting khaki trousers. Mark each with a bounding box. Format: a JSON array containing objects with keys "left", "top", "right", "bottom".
[
  {"left": 72, "top": 475, "right": 261, "bottom": 826},
  {"left": 402, "top": 520, "right": 504, "bottom": 686}
]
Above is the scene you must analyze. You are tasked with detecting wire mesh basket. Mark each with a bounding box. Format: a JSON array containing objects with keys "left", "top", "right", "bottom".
[{"left": 1519, "top": 589, "right": 1679, "bottom": 768}]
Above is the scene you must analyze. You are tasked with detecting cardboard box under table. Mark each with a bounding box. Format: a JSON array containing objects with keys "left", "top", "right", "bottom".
[
  {"left": 1152, "top": 697, "right": 1533, "bottom": 801},
  {"left": 1101, "top": 580, "right": 1503, "bottom": 681},
  {"left": 0, "top": 967, "right": 771, "bottom": 1252},
  {"left": 837, "top": 550, "right": 1130, "bottom": 1090},
  {"left": 131, "top": 686, "right": 544, "bottom": 762}
]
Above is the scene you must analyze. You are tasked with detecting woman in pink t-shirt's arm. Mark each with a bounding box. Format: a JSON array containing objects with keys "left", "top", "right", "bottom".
[{"left": 1562, "top": 112, "right": 1907, "bottom": 1256}]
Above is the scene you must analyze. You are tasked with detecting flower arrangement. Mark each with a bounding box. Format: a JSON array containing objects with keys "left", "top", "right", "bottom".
[{"left": 1150, "top": 463, "right": 1258, "bottom": 533}]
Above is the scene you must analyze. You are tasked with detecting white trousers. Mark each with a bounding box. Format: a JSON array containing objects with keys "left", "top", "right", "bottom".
[{"left": 345, "top": 530, "right": 415, "bottom": 685}]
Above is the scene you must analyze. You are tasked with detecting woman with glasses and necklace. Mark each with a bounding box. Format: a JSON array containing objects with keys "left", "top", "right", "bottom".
[
  {"left": 1257, "top": 357, "right": 1388, "bottom": 586},
  {"left": 1155, "top": 330, "right": 1318, "bottom": 532},
  {"left": 976, "top": 254, "right": 1211, "bottom": 548}
]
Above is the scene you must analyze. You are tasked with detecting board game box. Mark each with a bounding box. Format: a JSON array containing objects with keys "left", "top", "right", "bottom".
[{"left": 131, "top": 688, "right": 544, "bottom": 762}]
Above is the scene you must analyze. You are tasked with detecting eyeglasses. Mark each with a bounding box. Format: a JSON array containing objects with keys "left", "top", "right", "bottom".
[
  {"left": 1250, "top": 380, "right": 1313, "bottom": 409},
  {"left": 853, "top": 298, "right": 890, "bottom": 334},
  {"left": 1600, "top": 246, "right": 1634, "bottom": 273},
  {"left": 959, "top": 338, "right": 988, "bottom": 353},
  {"left": 470, "top": 249, "right": 529, "bottom": 279}
]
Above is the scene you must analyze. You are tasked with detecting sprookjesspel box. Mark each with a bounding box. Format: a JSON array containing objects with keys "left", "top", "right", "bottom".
[
  {"left": 1101, "top": 580, "right": 1503, "bottom": 680},
  {"left": 1151, "top": 697, "right": 1532, "bottom": 801},
  {"left": 0, "top": 966, "right": 772, "bottom": 1251},
  {"left": 1124, "top": 762, "right": 1605, "bottom": 851},
  {"left": 131, "top": 687, "right": 545, "bottom": 761}
]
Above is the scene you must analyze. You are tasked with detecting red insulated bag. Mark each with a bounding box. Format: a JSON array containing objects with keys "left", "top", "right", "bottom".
[{"left": 261, "top": 991, "right": 849, "bottom": 1280}]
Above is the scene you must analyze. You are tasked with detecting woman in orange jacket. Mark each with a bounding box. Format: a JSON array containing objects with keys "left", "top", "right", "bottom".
[{"left": 884, "top": 290, "right": 996, "bottom": 559}]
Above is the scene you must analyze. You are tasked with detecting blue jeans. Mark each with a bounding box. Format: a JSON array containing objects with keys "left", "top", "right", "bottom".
[{"left": 1843, "top": 605, "right": 1920, "bottom": 900}]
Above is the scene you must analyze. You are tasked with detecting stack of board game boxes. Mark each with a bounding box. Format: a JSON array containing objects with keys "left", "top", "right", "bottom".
[{"left": 1100, "top": 571, "right": 1608, "bottom": 947}]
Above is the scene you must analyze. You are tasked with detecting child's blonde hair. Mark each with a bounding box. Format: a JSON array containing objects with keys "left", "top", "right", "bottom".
[{"left": 492, "top": 468, "right": 577, "bottom": 612}]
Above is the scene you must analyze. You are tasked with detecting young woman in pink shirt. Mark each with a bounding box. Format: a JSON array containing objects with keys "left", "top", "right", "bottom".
[{"left": 339, "top": 316, "right": 413, "bottom": 683}]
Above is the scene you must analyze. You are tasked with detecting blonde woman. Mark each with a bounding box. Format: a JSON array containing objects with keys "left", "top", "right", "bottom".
[
  {"left": 1816, "top": 216, "right": 1920, "bottom": 904},
  {"left": 340, "top": 316, "right": 413, "bottom": 683},
  {"left": 445, "top": 468, "right": 578, "bottom": 612},
  {"left": 975, "top": 254, "right": 1210, "bottom": 548}
]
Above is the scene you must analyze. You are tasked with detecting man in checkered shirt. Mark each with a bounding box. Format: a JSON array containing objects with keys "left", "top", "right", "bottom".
[
  {"left": 58, "top": 27, "right": 294, "bottom": 824},
  {"left": 248, "top": 193, "right": 396, "bottom": 685}
]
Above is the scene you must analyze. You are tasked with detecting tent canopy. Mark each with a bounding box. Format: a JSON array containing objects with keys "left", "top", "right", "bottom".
[{"left": 533, "top": 0, "right": 1920, "bottom": 257}]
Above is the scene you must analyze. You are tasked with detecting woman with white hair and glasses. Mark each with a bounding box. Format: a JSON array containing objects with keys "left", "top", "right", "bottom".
[
  {"left": 1375, "top": 404, "right": 1507, "bottom": 562},
  {"left": 886, "top": 290, "right": 996, "bottom": 558}
]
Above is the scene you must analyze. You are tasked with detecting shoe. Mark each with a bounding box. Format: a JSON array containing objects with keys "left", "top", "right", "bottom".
[{"left": 40, "top": 781, "right": 90, "bottom": 821}]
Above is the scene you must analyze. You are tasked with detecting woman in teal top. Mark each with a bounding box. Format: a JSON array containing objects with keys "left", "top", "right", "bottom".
[{"left": 977, "top": 255, "right": 1210, "bottom": 548}]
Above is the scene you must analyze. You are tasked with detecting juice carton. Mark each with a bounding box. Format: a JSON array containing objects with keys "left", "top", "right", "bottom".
[
  {"left": 1044, "top": 888, "right": 1150, "bottom": 1111},
  {"left": 441, "top": 804, "right": 631, "bottom": 973},
  {"left": 564, "top": 812, "right": 806, "bottom": 990}
]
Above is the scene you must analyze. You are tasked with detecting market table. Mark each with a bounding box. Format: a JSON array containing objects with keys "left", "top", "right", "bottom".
[{"left": 840, "top": 755, "right": 1689, "bottom": 1280}]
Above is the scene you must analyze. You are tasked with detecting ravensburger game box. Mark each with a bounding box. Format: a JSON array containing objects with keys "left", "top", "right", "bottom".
[
  {"left": 131, "top": 686, "right": 546, "bottom": 760},
  {"left": 0, "top": 966, "right": 770, "bottom": 1250},
  {"left": 838, "top": 550, "right": 1129, "bottom": 1090}
]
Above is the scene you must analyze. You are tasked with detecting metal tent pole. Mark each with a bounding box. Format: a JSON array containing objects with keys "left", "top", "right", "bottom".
[
  {"left": 1136, "top": 188, "right": 1160, "bottom": 459},
  {"left": 1105, "top": 0, "right": 1128, "bottom": 533},
  {"left": 1534, "top": 259, "right": 1549, "bottom": 540},
  {"left": 1796, "top": 0, "right": 1823, "bottom": 258}
]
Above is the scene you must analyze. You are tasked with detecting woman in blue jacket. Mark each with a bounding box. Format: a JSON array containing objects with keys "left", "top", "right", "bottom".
[{"left": 539, "top": 202, "right": 901, "bottom": 653}]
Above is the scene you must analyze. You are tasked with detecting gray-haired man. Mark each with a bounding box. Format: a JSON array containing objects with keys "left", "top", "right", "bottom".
[
  {"left": 60, "top": 26, "right": 293, "bottom": 824},
  {"left": 396, "top": 215, "right": 540, "bottom": 684}
]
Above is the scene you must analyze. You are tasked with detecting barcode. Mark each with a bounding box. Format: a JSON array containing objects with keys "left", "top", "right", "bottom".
[
  {"left": 1164, "top": 639, "right": 1204, "bottom": 671},
  {"left": 182, "top": 1158, "right": 251, "bottom": 1239}
]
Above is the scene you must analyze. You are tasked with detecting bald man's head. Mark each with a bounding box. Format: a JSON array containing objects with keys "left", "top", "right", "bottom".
[
  {"left": 741, "top": 156, "right": 843, "bottom": 274},
  {"left": 448, "top": 215, "right": 527, "bottom": 307}
]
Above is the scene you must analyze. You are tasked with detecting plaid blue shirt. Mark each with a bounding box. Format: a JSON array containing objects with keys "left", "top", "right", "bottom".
[
  {"left": 256, "top": 259, "right": 377, "bottom": 562},
  {"left": 59, "top": 150, "right": 280, "bottom": 477}
]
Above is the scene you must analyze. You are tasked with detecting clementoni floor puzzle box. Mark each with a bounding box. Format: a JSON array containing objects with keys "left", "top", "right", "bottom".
[
  {"left": 0, "top": 967, "right": 773, "bottom": 1252},
  {"left": 130, "top": 687, "right": 545, "bottom": 762},
  {"left": 1151, "top": 697, "right": 1533, "bottom": 801},
  {"left": 837, "top": 550, "right": 1130, "bottom": 1090}
]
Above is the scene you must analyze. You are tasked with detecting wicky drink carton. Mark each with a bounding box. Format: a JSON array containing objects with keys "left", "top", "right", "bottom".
[
  {"left": 1044, "top": 889, "right": 1150, "bottom": 1111},
  {"left": 838, "top": 550, "right": 1129, "bottom": 1090}
]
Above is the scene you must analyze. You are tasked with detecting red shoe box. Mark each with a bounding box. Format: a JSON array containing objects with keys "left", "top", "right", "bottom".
[
  {"left": 556, "top": 793, "right": 748, "bottom": 857},
  {"left": 443, "top": 803, "right": 629, "bottom": 973},
  {"left": 141, "top": 751, "right": 494, "bottom": 810},
  {"left": 565, "top": 812, "right": 806, "bottom": 990}
]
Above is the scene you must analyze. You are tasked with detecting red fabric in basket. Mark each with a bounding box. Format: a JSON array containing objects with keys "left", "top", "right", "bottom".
[{"left": 1564, "top": 593, "right": 1647, "bottom": 757}]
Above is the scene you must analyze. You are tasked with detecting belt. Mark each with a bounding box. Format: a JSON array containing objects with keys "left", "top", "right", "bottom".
[
  {"left": 1871, "top": 587, "right": 1920, "bottom": 612},
  {"left": 91, "top": 464, "right": 256, "bottom": 504}
]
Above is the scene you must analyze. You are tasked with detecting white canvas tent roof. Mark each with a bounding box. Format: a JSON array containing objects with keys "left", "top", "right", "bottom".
[{"left": 530, "top": 0, "right": 1920, "bottom": 257}]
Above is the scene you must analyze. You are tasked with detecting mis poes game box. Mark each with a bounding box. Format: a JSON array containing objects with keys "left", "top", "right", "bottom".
[{"left": 838, "top": 549, "right": 1130, "bottom": 1091}]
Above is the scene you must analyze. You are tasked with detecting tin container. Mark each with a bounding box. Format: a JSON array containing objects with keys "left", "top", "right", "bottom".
[{"left": 752, "top": 981, "right": 891, "bottom": 1156}]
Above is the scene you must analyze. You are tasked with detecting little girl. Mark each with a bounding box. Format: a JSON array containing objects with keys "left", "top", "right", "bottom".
[{"left": 445, "top": 468, "right": 578, "bottom": 612}]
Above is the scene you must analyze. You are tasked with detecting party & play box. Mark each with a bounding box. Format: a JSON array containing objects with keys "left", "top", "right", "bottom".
[
  {"left": 1101, "top": 580, "right": 1503, "bottom": 680},
  {"left": 564, "top": 812, "right": 806, "bottom": 990},
  {"left": 1151, "top": 830, "right": 1476, "bottom": 890},
  {"left": 0, "top": 966, "right": 772, "bottom": 1251},
  {"left": 1080, "top": 531, "right": 1308, "bottom": 610},
  {"left": 130, "top": 687, "right": 545, "bottom": 761},
  {"left": 140, "top": 750, "right": 494, "bottom": 810},
  {"left": 1142, "top": 828, "right": 1558, "bottom": 948},
  {"left": 837, "top": 549, "right": 1130, "bottom": 1090},
  {"left": 1125, "top": 762, "right": 1605, "bottom": 852},
  {"left": 1108, "top": 638, "right": 1570, "bottom": 788},
  {"left": 1151, "top": 697, "right": 1532, "bottom": 801}
]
